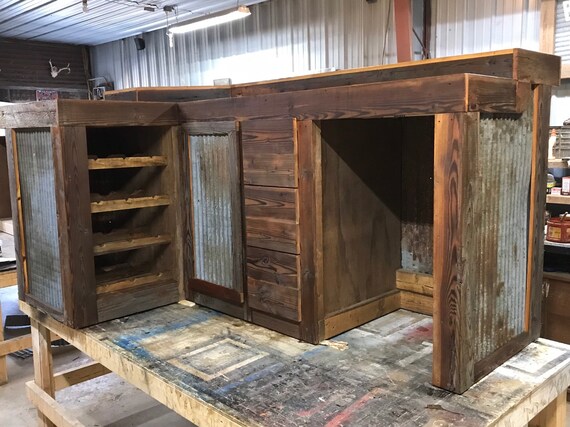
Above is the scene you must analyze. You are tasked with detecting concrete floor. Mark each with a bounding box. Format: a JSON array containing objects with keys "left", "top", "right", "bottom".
[{"left": 0, "top": 286, "right": 194, "bottom": 427}]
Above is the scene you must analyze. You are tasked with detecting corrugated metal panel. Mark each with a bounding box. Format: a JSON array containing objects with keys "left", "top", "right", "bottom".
[
  {"left": 431, "top": 0, "right": 540, "bottom": 57},
  {"left": 555, "top": 0, "right": 570, "bottom": 61},
  {"left": 16, "top": 128, "right": 64, "bottom": 312},
  {"left": 191, "top": 133, "right": 243, "bottom": 291},
  {"left": 91, "top": 0, "right": 397, "bottom": 88},
  {"left": 471, "top": 109, "right": 532, "bottom": 361},
  {"left": 0, "top": 0, "right": 268, "bottom": 46}
]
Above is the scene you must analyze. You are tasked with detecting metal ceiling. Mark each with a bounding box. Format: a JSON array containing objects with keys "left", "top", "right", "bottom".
[{"left": 0, "top": 0, "right": 268, "bottom": 46}]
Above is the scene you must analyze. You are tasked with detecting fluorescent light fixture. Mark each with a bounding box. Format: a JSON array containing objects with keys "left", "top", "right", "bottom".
[{"left": 169, "top": 6, "right": 251, "bottom": 34}]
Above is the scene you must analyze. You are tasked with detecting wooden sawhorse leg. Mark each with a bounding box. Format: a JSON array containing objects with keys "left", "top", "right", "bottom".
[
  {"left": 30, "top": 318, "right": 55, "bottom": 427},
  {"left": 529, "top": 390, "right": 568, "bottom": 427}
]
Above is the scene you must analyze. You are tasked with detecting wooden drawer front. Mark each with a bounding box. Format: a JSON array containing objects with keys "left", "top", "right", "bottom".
[
  {"left": 241, "top": 119, "right": 297, "bottom": 188},
  {"left": 246, "top": 247, "right": 299, "bottom": 289},
  {"left": 247, "top": 278, "right": 300, "bottom": 322},
  {"left": 244, "top": 186, "right": 299, "bottom": 254}
]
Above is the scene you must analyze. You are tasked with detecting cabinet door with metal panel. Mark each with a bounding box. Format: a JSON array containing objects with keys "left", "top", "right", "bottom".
[{"left": 183, "top": 122, "right": 247, "bottom": 319}]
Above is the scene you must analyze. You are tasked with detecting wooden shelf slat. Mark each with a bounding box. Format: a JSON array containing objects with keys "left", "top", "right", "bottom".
[
  {"left": 88, "top": 156, "right": 168, "bottom": 170},
  {"left": 543, "top": 271, "right": 570, "bottom": 282},
  {"left": 546, "top": 194, "right": 570, "bottom": 205},
  {"left": 93, "top": 232, "right": 171, "bottom": 255},
  {"left": 91, "top": 195, "right": 170, "bottom": 213},
  {"left": 96, "top": 271, "right": 174, "bottom": 295}
]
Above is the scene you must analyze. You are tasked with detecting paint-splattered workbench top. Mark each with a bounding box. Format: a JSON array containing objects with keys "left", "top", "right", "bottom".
[{"left": 23, "top": 302, "right": 570, "bottom": 426}]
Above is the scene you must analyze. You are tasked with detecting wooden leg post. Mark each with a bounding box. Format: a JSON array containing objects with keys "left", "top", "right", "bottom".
[
  {"left": 31, "top": 319, "right": 55, "bottom": 427},
  {"left": 529, "top": 391, "right": 567, "bottom": 427},
  {"left": 0, "top": 299, "right": 6, "bottom": 385}
]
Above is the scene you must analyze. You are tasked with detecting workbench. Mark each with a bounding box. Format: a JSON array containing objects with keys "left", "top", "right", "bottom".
[{"left": 21, "top": 302, "right": 569, "bottom": 427}]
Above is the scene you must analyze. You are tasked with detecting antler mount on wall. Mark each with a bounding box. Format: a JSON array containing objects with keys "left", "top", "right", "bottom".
[{"left": 49, "top": 60, "right": 71, "bottom": 78}]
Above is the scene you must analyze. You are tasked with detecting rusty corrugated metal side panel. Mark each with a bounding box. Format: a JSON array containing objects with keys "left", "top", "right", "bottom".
[
  {"left": 190, "top": 134, "right": 242, "bottom": 291},
  {"left": 470, "top": 108, "right": 533, "bottom": 361},
  {"left": 16, "top": 129, "right": 64, "bottom": 312}
]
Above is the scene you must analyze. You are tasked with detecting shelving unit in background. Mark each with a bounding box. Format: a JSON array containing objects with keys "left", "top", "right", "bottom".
[{"left": 544, "top": 188, "right": 570, "bottom": 347}]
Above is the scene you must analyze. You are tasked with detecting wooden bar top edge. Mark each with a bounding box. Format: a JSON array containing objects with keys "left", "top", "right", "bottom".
[{"left": 105, "top": 48, "right": 560, "bottom": 101}]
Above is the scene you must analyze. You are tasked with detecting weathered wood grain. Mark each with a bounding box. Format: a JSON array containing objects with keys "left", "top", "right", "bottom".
[
  {"left": 250, "top": 310, "right": 300, "bottom": 339},
  {"left": 4, "top": 130, "right": 27, "bottom": 304},
  {"left": 0, "top": 101, "right": 56, "bottom": 128},
  {"left": 396, "top": 270, "right": 434, "bottom": 296},
  {"left": 93, "top": 231, "right": 171, "bottom": 256},
  {"left": 323, "top": 291, "right": 400, "bottom": 338},
  {"left": 247, "top": 278, "right": 300, "bottom": 322},
  {"left": 400, "top": 291, "right": 433, "bottom": 316},
  {"left": 179, "top": 74, "right": 521, "bottom": 123},
  {"left": 232, "top": 49, "right": 558, "bottom": 97},
  {"left": 321, "top": 119, "right": 401, "bottom": 317},
  {"left": 244, "top": 186, "right": 297, "bottom": 222},
  {"left": 401, "top": 116, "right": 434, "bottom": 274},
  {"left": 96, "top": 272, "right": 174, "bottom": 295},
  {"left": 241, "top": 119, "right": 297, "bottom": 188},
  {"left": 97, "top": 281, "right": 179, "bottom": 322},
  {"left": 90, "top": 195, "right": 171, "bottom": 213},
  {"left": 106, "top": 86, "right": 232, "bottom": 102},
  {"left": 87, "top": 156, "right": 168, "bottom": 170},
  {"left": 53, "top": 126, "right": 98, "bottom": 327},
  {"left": 246, "top": 218, "right": 299, "bottom": 254},
  {"left": 432, "top": 112, "right": 478, "bottom": 393},
  {"left": 515, "top": 49, "right": 560, "bottom": 86},
  {"left": 56, "top": 100, "right": 180, "bottom": 127},
  {"left": 246, "top": 246, "right": 299, "bottom": 289},
  {"left": 297, "top": 120, "right": 323, "bottom": 343},
  {"left": 526, "top": 86, "right": 552, "bottom": 339}
]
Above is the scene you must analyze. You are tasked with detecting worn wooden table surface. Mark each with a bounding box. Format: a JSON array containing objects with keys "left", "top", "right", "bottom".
[{"left": 22, "top": 302, "right": 570, "bottom": 426}]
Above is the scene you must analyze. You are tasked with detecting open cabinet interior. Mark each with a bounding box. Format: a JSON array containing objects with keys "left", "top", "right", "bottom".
[
  {"left": 318, "top": 117, "right": 434, "bottom": 331},
  {"left": 86, "top": 125, "right": 181, "bottom": 322}
]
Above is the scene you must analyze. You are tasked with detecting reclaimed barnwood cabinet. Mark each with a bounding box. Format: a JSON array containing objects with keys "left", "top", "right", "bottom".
[
  {"left": 1, "top": 49, "right": 560, "bottom": 394},
  {"left": 2, "top": 101, "right": 183, "bottom": 327}
]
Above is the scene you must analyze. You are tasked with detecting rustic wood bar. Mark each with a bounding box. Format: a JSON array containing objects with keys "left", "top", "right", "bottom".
[
  {"left": 21, "top": 301, "right": 570, "bottom": 427},
  {"left": 0, "top": 48, "right": 561, "bottom": 394}
]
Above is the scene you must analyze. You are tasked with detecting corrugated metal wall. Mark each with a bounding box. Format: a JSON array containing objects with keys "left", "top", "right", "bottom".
[
  {"left": 431, "top": 0, "right": 540, "bottom": 56},
  {"left": 554, "top": 0, "right": 570, "bottom": 61},
  {"left": 91, "top": 0, "right": 397, "bottom": 88},
  {"left": 91, "top": 0, "right": 542, "bottom": 90}
]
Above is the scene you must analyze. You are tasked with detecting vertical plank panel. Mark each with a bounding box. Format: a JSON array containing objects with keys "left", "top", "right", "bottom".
[
  {"left": 5, "top": 130, "right": 27, "bottom": 303},
  {"left": 53, "top": 126, "right": 98, "bottom": 327},
  {"left": 297, "top": 119, "right": 323, "bottom": 343},
  {"left": 401, "top": 116, "right": 435, "bottom": 274},
  {"left": 526, "top": 85, "right": 552, "bottom": 338},
  {"left": 433, "top": 112, "right": 477, "bottom": 393}
]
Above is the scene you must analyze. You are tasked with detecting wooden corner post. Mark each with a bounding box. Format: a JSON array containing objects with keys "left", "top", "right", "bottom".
[
  {"left": 433, "top": 113, "right": 478, "bottom": 393},
  {"left": 434, "top": 93, "right": 544, "bottom": 393}
]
